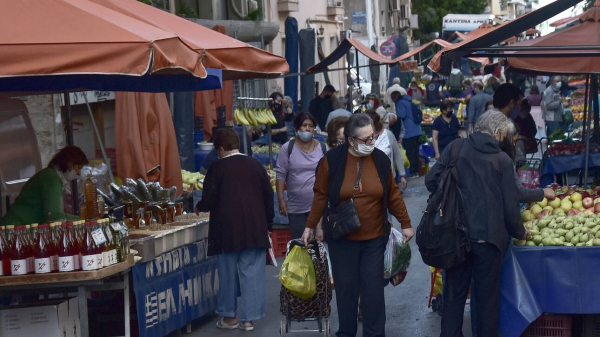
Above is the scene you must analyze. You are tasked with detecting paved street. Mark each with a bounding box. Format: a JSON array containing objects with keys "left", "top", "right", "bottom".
[{"left": 184, "top": 177, "right": 473, "bottom": 337}]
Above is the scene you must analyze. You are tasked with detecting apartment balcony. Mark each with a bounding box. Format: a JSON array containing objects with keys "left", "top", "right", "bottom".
[
  {"left": 278, "top": 0, "right": 299, "bottom": 13},
  {"left": 327, "top": 3, "right": 344, "bottom": 17}
]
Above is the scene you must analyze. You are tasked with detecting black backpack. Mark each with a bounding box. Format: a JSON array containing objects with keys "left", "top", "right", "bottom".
[
  {"left": 416, "top": 139, "right": 471, "bottom": 270},
  {"left": 410, "top": 103, "right": 423, "bottom": 125}
]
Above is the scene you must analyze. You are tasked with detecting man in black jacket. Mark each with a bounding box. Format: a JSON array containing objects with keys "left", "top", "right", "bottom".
[{"left": 425, "top": 110, "right": 529, "bottom": 337}]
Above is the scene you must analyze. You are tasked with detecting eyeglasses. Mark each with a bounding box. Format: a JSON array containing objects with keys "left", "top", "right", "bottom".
[{"left": 352, "top": 133, "right": 379, "bottom": 145}]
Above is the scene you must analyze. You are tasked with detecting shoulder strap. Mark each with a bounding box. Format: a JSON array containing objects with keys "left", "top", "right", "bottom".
[
  {"left": 287, "top": 139, "right": 295, "bottom": 158},
  {"left": 352, "top": 158, "right": 365, "bottom": 199},
  {"left": 320, "top": 142, "right": 327, "bottom": 156}
]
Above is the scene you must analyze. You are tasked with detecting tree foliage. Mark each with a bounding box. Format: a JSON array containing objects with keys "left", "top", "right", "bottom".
[{"left": 412, "top": 0, "right": 488, "bottom": 42}]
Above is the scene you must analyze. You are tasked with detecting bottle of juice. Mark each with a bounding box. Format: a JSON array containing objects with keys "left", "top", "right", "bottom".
[
  {"left": 82, "top": 222, "right": 98, "bottom": 271},
  {"left": 23, "top": 224, "right": 34, "bottom": 274},
  {"left": 93, "top": 220, "right": 104, "bottom": 269},
  {"left": 110, "top": 221, "right": 123, "bottom": 264},
  {"left": 4, "top": 225, "right": 14, "bottom": 248},
  {"left": 84, "top": 177, "right": 99, "bottom": 220},
  {"left": 58, "top": 222, "right": 75, "bottom": 272},
  {"left": 0, "top": 229, "right": 10, "bottom": 276},
  {"left": 30, "top": 223, "right": 39, "bottom": 244},
  {"left": 34, "top": 224, "right": 52, "bottom": 274},
  {"left": 48, "top": 223, "right": 59, "bottom": 272},
  {"left": 103, "top": 219, "right": 117, "bottom": 266},
  {"left": 67, "top": 222, "right": 81, "bottom": 271},
  {"left": 10, "top": 226, "right": 30, "bottom": 275}
]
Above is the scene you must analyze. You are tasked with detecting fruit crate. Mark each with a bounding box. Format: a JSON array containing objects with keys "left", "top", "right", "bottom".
[
  {"left": 522, "top": 314, "right": 572, "bottom": 337},
  {"left": 271, "top": 228, "right": 292, "bottom": 258}
]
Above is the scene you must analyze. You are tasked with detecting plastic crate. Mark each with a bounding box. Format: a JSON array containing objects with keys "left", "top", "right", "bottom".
[
  {"left": 522, "top": 314, "right": 572, "bottom": 337},
  {"left": 270, "top": 228, "right": 291, "bottom": 258}
]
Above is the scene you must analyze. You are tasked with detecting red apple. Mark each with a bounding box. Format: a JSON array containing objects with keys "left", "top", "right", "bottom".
[
  {"left": 581, "top": 191, "right": 591, "bottom": 199},
  {"left": 557, "top": 193, "right": 567, "bottom": 200},
  {"left": 585, "top": 208, "right": 595, "bottom": 215},
  {"left": 583, "top": 197, "right": 594, "bottom": 209},
  {"left": 594, "top": 186, "right": 600, "bottom": 194},
  {"left": 568, "top": 209, "right": 581, "bottom": 216},
  {"left": 536, "top": 209, "right": 551, "bottom": 219},
  {"left": 594, "top": 203, "right": 600, "bottom": 214}
]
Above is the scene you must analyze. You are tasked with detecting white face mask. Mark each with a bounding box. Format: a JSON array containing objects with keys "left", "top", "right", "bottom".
[
  {"left": 354, "top": 143, "right": 375, "bottom": 156},
  {"left": 65, "top": 169, "right": 80, "bottom": 182},
  {"left": 555, "top": 82, "right": 562, "bottom": 89},
  {"left": 297, "top": 131, "right": 314, "bottom": 142}
]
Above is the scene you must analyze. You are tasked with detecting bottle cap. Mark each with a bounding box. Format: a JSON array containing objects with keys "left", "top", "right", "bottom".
[
  {"left": 6, "top": 225, "right": 14, "bottom": 229},
  {"left": 66, "top": 221, "right": 74, "bottom": 227},
  {"left": 61, "top": 222, "right": 68, "bottom": 228},
  {"left": 85, "top": 222, "right": 92, "bottom": 227},
  {"left": 25, "top": 224, "right": 30, "bottom": 229},
  {"left": 31, "top": 223, "right": 38, "bottom": 228},
  {"left": 38, "top": 224, "right": 49, "bottom": 229},
  {"left": 15, "top": 225, "right": 25, "bottom": 231}
]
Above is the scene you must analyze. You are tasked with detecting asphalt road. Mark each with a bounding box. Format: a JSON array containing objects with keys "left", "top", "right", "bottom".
[{"left": 182, "top": 176, "right": 473, "bottom": 337}]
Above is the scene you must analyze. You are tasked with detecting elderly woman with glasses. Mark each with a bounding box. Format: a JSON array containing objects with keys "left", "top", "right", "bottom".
[{"left": 301, "top": 113, "right": 413, "bottom": 337}]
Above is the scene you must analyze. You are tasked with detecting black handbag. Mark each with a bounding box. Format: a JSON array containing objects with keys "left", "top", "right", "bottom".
[{"left": 327, "top": 158, "right": 365, "bottom": 240}]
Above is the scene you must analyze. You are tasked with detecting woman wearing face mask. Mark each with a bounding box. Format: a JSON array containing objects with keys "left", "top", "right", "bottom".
[
  {"left": 407, "top": 81, "right": 425, "bottom": 103},
  {"left": 269, "top": 92, "right": 289, "bottom": 145},
  {"left": 432, "top": 100, "right": 461, "bottom": 160},
  {"left": 301, "top": 113, "right": 413, "bottom": 337},
  {"left": 326, "top": 116, "right": 348, "bottom": 150},
  {"left": 0, "top": 146, "right": 88, "bottom": 226},
  {"left": 275, "top": 111, "right": 326, "bottom": 240},
  {"left": 365, "top": 110, "right": 408, "bottom": 189}
]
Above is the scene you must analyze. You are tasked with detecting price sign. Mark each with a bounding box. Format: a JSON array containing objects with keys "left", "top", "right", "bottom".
[{"left": 91, "top": 228, "right": 107, "bottom": 246}]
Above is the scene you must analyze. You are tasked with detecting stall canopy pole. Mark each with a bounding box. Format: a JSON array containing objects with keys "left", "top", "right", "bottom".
[
  {"left": 583, "top": 75, "right": 590, "bottom": 141},
  {"left": 83, "top": 94, "right": 115, "bottom": 184},
  {"left": 261, "top": 34, "right": 273, "bottom": 168},
  {"left": 347, "top": 51, "right": 353, "bottom": 112},
  {"left": 355, "top": 48, "right": 360, "bottom": 95},
  {"left": 63, "top": 92, "right": 79, "bottom": 215},
  {"left": 234, "top": 31, "right": 249, "bottom": 156},
  {"left": 586, "top": 74, "right": 599, "bottom": 187},
  {"left": 584, "top": 75, "right": 592, "bottom": 187}
]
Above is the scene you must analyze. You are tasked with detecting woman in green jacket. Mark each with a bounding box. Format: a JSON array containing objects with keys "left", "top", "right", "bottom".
[{"left": 1, "top": 146, "right": 88, "bottom": 226}]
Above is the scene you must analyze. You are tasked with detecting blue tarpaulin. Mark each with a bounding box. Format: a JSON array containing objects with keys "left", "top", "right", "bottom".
[
  {"left": 540, "top": 152, "right": 600, "bottom": 186},
  {"left": 285, "top": 17, "right": 299, "bottom": 114},
  {"left": 0, "top": 68, "right": 223, "bottom": 93},
  {"left": 500, "top": 244, "right": 600, "bottom": 336},
  {"left": 174, "top": 92, "right": 195, "bottom": 172},
  {"left": 299, "top": 29, "right": 316, "bottom": 110}
]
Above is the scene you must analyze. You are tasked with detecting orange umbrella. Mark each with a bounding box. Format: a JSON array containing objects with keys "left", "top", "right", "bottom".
[
  {"left": 0, "top": 0, "right": 213, "bottom": 91},
  {"left": 116, "top": 92, "right": 183, "bottom": 194},
  {"left": 90, "top": 0, "right": 289, "bottom": 80},
  {"left": 507, "top": 4, "right": 600, "bottom": 74}
]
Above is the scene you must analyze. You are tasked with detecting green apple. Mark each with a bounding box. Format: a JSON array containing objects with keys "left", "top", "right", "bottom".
[
  {"left": 549, "top": 198, "right": 562, "bottom": 208},
  {"left": 553, "top": 208, "right": 565, "bottom": 215},
  {"left": 573, "top": 201, "right": 583, "bottom": 209},
  {"left": 571, "top": 192, "right": 583, "bottom": 202},
  {"left": 537, "top": 198, "right": 548, "bottom": 208},
  {"left": 561, "top": 199, "right": 573, "bottom": 212},
  {"left": 530, "top": 204, "right": 543, "bottom": 215}
]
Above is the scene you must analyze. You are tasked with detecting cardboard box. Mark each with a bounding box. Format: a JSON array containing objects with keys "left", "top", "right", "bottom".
[{"left": 0, "top": 297, "right": 80, "bottom": 337}]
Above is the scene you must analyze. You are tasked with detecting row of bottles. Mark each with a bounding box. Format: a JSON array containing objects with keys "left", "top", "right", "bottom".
[{"left": 0, "top": 218, "right": 129, "bottom": 276}]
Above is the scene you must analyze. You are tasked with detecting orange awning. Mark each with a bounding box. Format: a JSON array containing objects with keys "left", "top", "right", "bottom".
[
  {"left": 394, "top": 39, "right": 489, "bottom": 66},
  {"left": 306, "top": 38, "right": 417, "bottom": 74},
  {"left": 90, "top": 0, "right": 289, "bottom": 80},
  {"left": 507, "top": 4, "right": 600, "bottom": 75},
  {"left": 550, "top": 14, "right": 581, "bottom": 27},
  {"left": 0, "top": 0, "right": 207, "bottom": 79},
  {"left": 428, "top": 0, "right": 580, "bottom": 75}
]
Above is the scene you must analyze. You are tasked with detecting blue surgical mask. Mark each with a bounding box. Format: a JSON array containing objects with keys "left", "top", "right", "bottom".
[
  {"left": 366, "top": 103, "right": 373, "bottom": 109},
  {"left": 297, "top": 131, "right": 314, "bottom": 142}
]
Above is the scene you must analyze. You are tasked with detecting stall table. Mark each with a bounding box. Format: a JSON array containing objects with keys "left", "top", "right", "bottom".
[
  {"left": 541, "top": 152, "right": 600, "bottom": 186},
  {"left": 500, "top": 245, "right": 600, "bottom": 336},
  {"left": 0, "top": 254, "right": 135, "bottom": 337}
]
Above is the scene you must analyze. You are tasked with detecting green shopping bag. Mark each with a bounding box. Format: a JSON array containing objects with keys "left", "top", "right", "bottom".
[{"left": 279, "top": 246, "right": 316, "bottom": 299}]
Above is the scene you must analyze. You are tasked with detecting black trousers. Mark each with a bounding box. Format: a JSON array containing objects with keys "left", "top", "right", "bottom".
[
  {"left": 441, "top": 242, "right": 503, "bottom": 337},
  {"left": 404, "top": 136, "right": 420, "bottom": 175},
  {"left": 327, "top": 236, "right": 386, "bottom": 337}
]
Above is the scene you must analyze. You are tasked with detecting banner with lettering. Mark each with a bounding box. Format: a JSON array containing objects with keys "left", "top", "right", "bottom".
[{"left": 132, "top": 240, "right": 219, "bottom": 337}]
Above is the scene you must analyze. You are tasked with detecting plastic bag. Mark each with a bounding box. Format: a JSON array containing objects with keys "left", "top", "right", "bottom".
[
  {"left": 399, "top": 144, "right": 410, "bottom": 168},
  {"left": 383, "top": 228, "right": 412, "bottom": 280},
  {"left": 279, "top": 246, "right": 316, "bottom": 299}
]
